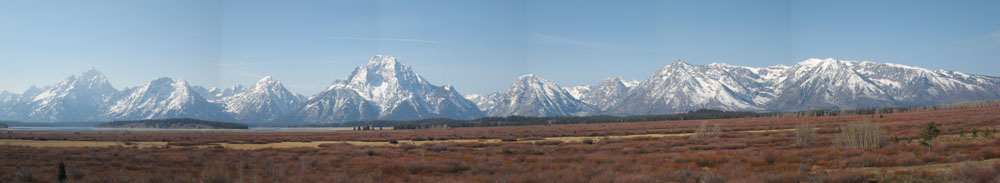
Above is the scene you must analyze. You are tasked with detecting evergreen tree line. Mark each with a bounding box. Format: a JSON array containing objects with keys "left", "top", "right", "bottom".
[
  {"left": 353, "top": 99, "right": 1000, "bottom": 130},
  {"left": 773, "top": 99, "right": 1000, "bottom": 118},
  {"left": 96, "top": 118, "right": 249, "bottom": 129},
  {"left": 384, "top": 109, "right": 763, "bottom": 129}
]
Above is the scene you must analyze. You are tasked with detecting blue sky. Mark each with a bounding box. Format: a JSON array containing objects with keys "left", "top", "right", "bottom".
[{"left": 1, "top": 0, "right": 998, "bottom": 95}]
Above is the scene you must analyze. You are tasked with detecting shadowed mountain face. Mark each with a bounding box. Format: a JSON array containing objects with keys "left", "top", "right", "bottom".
[{"left": 1, "top": 57, "right": 999, "bottom": 123}]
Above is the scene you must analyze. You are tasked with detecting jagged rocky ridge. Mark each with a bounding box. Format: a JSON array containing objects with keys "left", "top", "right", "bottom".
[
  {"left": 483, "top": 74, "right": 596, "bottom": 117},
  {"left": 1, "top": 57, "right": 999, "bottom": 123},
  {"left": 475, "top": 58, "right": 1000, "bottom": 116},
  {"left": 287, "top": 55, "right": 482, "bottom": 123},
  {"left": 222, "top": 76, "right": 306, "bottom": 122},
  {"left": 105, "top": 77, "right": 234, "bottom": 122}
]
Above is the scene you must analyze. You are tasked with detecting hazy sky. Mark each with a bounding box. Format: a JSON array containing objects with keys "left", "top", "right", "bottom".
[{"left": 1, "top": 0, "right": 998, "bottom": 95}]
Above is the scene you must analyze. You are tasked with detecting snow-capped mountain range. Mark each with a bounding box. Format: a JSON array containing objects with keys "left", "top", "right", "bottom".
[
  {"left": 475, "top": 58, "right": 1000, "bottom": 116},
  {"left": 105, "top": 77, "right": 234, "bottom": 121},
  {"left": 1, "top": 56, "right": 998, "bottom": 123}
]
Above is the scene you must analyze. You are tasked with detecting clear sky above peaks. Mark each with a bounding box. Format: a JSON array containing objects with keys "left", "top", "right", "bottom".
[{"left": 1, "top": 0, "right": 998, "bottom": 95}]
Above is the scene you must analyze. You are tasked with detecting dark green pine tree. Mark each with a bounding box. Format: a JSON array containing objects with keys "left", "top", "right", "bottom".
[
  {"left": 919, "top": 121, "right": 941, "bottom": 152},
  {"left": 57, "top": 161, "right": 67, "bottom": 182}
]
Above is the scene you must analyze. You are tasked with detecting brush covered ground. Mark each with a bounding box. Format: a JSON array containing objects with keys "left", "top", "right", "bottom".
[{"left": 1, "top": 107, "right": 1000, "bottom": 182}]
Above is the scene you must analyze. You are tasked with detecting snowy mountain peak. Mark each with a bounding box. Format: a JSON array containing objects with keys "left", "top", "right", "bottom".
[
  {"left": 174, "top": 78, "right": 190, "bottom": 87},
  {"left": 14, "top": 69, "right": 119, "bottom": 122},
  {"left": 295, "top": 55, "right": 481, "bottom": 123},
  {"left": 658, "top": 60, "right": 694, "bottom": 74},
  {"left": 105, "top": 76, "right": 232, "bottom": 121},
  {"left": 254, "top": 76, "right": 280, "bottom": 88},
  {"left": 21, "top": 85, "right": 43, "bottom": 99},
  {"left": 149, "top": 77, "right": 174, "bottom": 86},
  {"left": 196, "top": 85, "right": 247, "bottom": 102},
  {"left": 796, "top": 58, "right": 843, "bottom": 67},
  {"left": 487, "top": 74, "right": 595, "bottom": 117},
  {"left": 511, "top": 74, "right": 564, "bottom": 93},
  {"left": 708, "top": 62, "right": 729, "bottom": 67},
  {"left": 222, "top": 76, "right": 302, "bottom": 122},
  {"left": 366, "top": 55, "right": 399, "bottom": 68},
  {"left": 259, "top": 75, "right": 275, "bottom": 82},
  {"left": 3, "top": 58, "right": 999, "bottom": 123},
  {"left": 517, "top": 74, "right": 540, "bottom": 80},
  {"left": 328, "top": 55, "right": 426, "bottom": 92},
  {"left": 567, "top": 77, "right": 636, "bottom": 111},
  {"left": 81, "top": 68, "right": 102, "bottom": 78},
  {"left": 600, "top": 77, "right": 626, "bottom": 85},
  {"left": 465, "top": 92, "right": 501, "bottom": 112}
]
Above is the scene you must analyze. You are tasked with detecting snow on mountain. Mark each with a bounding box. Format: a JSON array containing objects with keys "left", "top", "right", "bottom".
[
  {"left": 486, "top": 74, "right": 596, "bottom": 117},
  {"left": 222, "top": 76, "right": 303, "bottom": 122},
  {"left": 465, "top": 92, "right": 501, "bottom": 112},
  {"left": 290, "top": 88, "right": 381, "bottom": 123},
  {"left": 766, "top": 59, "right": 895, "bottom": 110},
  {"left": 7, "top": 69, "right": 119, "bottom": 122},
  {"left": 767, "top": 58, "right": 1000, "bottom": 110},
  {"left": 569, "top": 77, "right": 635, "bottom": 111},
  {"left": 604, "top": 58, "right": 1000, "bottom": 115},
  {"left": 2, "top": 58, "right": 999, "bottom": 122},
  {"left": 0, "top": 91, "right": 18, "bottom": 119},
  {"left": 104, "top": 77, "right": 233, "bottom": 121},
  {"left": 290, "top": 55, "right": 482, "bottom": 123},
  {"left": 565, "top": 86, "right": 588, "bottom": 100},
  {"left": 609, "top": 61, "right": 767, "bottom": 116},
  {"left": 193, "top": 85, "right": 246, "bottom": 102},
  {"left": 0, "top": 91, "right": 15, "bottom": 103}
]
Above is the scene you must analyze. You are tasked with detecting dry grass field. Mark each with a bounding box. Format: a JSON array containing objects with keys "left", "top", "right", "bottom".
[{"left": 2, "top": 107, "right": 1000, "bottom": 182}]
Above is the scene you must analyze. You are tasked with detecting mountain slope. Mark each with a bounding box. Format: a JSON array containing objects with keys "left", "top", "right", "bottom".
[
  {"left": 104, "top": 77, "right": 233, "bottom": 121},
  {"left": 291, "top": 55, "right": 482, "bottom": 123},
  {"left": 567, "top": 77, "right": 636, "bottom": 111},
  {"left": 193, "top": 85, "right": 246, "bottom": 102},
  {"left": 0, "top": 91, "right": 19, "bottom": 120},
  {"left": 13, "top": 69, "right": 118, "bottom": 122},
  {"left": 465, "top": 92, "right": 501, "bottom": 112},
  {"left": 609, "top": 61, "right": 767, "bottom": 115},
  {"left": 1, "top": 58, "right": 999, "bottom": 122},
  {"left": 606, "top": 58, "right": 1000, "bottom": 115},
  {"left": 767, "top": 59, "right": 1000, "bottom": 110},
  {"left": 766, "top": 59, "right": 895, "bottom": 110},
  {"left": 486, "top": 74, "right": 596, "bottom": 117},
  {"left": 222, "top": 76, "right": 303, "bottom": 122}
]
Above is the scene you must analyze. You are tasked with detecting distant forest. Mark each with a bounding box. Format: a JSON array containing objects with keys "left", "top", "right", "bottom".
[
  {"left": 319, "top": 99, "right": 1000, "bottom": 130},
  {"left": 0, "top": 121, "right": 105, "bottom": 127},
  {"left": 0, "top": 122, "right": 7, "bottom": 128},
  {"left": 97, "top": 118, "right": 249, "bottom": 129},
  {"left": 298, "top": 109, "right": 763, "bottom": 129},
  {"left": 386, "top": 109, "right": 761, "bottom": 129}
]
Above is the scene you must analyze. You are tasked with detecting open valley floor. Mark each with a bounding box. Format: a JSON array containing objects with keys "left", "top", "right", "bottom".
[{"left": 2, "top": 107, "right": 1000, "bottom": 182}]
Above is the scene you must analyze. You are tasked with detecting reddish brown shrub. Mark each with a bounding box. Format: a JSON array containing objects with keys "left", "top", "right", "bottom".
[{"left": 949, "top": 162, "right": 1000, "bottom": 183}]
